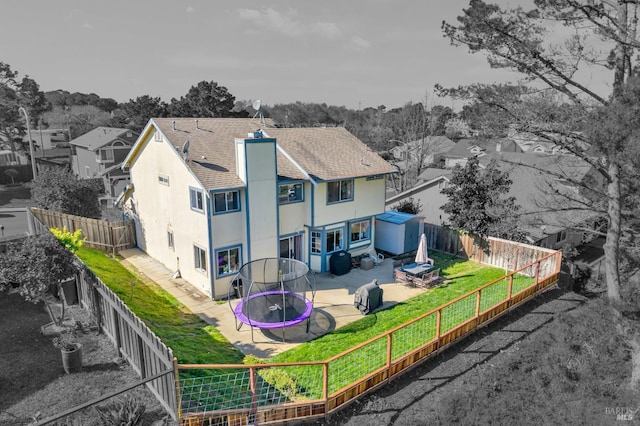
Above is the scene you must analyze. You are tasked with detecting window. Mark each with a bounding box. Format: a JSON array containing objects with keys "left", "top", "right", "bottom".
[
  {"left": 189, "top": 188, "right": 204, "bottom": 212},
  {"left": 327, "top": 179, "right": 353, "bottom": 203},
  {"left": 349, "top": 220, "right": 370, "bottom": 244},
  {"left": 154, "top": 130, "right": 162, "bottom": 142},
  {"left": 216, "top": 247, "right": 240, "bottom": 276},
  {"left": 167, "top": 231, "right": 174, "bottom": 250},
  {"left": 99, "top": 148, "right": 114, "bottom": 162},
  {"left": 158, "top": 175, "right": 169, "bottom": 186},
  {"left": 279, "top": 183, "right": 303, "bottom": 204},
  {"left": 194, "top": 245, "right": 207, "bottom": 272},
  {"left": 326, "top": 229, "right": 343, "bottom": 253},
  {"left": 556, "top": 230, "right": 567, "bottom": 243},
  {"left": 213, "top": 191, "right": 240, "bottom": 214},
  {"left": 311, "top": 231, "right": 322, "bottom": 254}
]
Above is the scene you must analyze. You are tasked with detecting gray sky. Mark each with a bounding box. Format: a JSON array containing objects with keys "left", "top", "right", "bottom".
[{"left": 2, "top": 0, "right": 546, "bottom": 110}]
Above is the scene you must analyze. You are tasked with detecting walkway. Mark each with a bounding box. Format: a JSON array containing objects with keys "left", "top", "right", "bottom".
[{"left": 118, "top": 249, "right": 424, "bottom": 358}]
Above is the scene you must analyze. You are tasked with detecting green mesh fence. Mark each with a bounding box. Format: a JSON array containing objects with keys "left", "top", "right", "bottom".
[
  {"left": 479, "top": 277, "right": 509, "bottom": 312},
  {"left": 328, "top": 337, "right": 387, "bottom": 394},
  {"left": 440, "top": 293, "right": 477, "bottom": 333},
  {"left": 391, "top": 312, "right": 437, "bottom": 361}
]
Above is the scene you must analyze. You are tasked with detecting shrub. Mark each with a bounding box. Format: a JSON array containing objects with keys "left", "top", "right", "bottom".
[
  {"left": 50, "top": 227, "right": 86, "bottom": 253},
  {"left": 95, "top": 396, "right": 146, "bottom": 426}
]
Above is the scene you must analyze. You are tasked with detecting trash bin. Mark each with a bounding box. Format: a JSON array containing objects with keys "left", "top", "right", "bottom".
[
  {"left": 60, "top": 276, "right": 78, "bottom": 306},
  {"left": 330, "top": 251, "right": 352, "bottom": 276},
  {"left": 353, "top": 279, "right": 383, "bottom": 315}
]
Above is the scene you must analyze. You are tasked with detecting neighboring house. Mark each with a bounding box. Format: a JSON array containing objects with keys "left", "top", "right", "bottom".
[
  {"left": 387, "top": 153, "right": 603, "bottom": 251},
  {"left": 385, "top": 168, "right": 452, "bottom": 226},
  {"left": 120, "top": 118, "right": 396, "bottom": 300},
  {"left": 441, "top": 138, "right": 522, "bottom": 168},
  {"left": 389, "top": 136, "right": 455, "bottom": 166},
  {"left": 0, "top": 149, "right": 26, "bottom": 166},
  {"left": 70, "top": 127, "right": 138, "bottom": 207},
  {"left": 22, "top": 128, "right": 70, "bottom": 151}
]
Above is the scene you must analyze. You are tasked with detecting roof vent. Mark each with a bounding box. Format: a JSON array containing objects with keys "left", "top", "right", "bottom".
[
  {"left": 172, "top": 120, "right": 176, "bottom": 131},
  {"left": 195, "top": 119, "right": 199, "bottom": 130}
]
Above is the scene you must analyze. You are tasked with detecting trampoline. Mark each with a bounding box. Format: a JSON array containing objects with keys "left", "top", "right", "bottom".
[{"left": 229, "top": 258, "right": 316, "bottom": 342}]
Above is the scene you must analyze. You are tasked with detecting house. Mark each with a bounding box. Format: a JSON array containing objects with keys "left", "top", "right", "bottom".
[
  {"left": 386, "top": 152, "right": 603, "bottom": 251},
  {"left": 385, "top": 168, "right": 452, "bottom": 226},
  {"left": 120, "top": 118, "right": 397, "bottom": 299},
  {"left": 389, "top": 136, "right": 455, "bottom": 166},
  {"left": 70, "top": 127, "right": 138, "bottom": 207},
  {"left": 441, "top": 138, "right": 522, "bottom": 168}
]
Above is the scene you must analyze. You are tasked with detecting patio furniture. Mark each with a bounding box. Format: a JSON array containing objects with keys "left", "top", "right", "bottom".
[
  {"left": 394, "top": 269, "right": 413, "bottom": 286},
  {"left": 401, "top": 262, "right": 434, "bottom": 278},
  {"left": 413, "top": 268, "right": 441, "bottom": 288}
]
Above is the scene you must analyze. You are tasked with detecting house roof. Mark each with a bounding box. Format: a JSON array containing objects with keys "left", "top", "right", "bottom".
[
  {"left": 443, "top": 138, "right": 522, "bottom": 159},
  {"left": 494, "top": 153, "right": 599, "bottom": 240},
  {"left": 264, "top": 127, "right": 397, "bottom": 181},
  {"left": 390, "top": 136, "right": 455, "bottom": 155},
  {"left": 126, "top": 118, "right": 395, "bottom": 191},
  {"left": 69, "top": 127, "right": 134, "bottom": 151}
]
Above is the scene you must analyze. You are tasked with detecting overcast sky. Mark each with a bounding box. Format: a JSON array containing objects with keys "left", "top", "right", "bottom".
[{"left": 2, "top": 1, "right": 536, "bottom": 110}]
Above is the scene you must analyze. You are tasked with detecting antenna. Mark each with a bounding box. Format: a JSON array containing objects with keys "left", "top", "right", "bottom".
[
  {"left": 182, "top": 140, "right": 190, "bottom": 161},
  {"left": 251, "top": 99, "right": 265, "bottom": 126}
]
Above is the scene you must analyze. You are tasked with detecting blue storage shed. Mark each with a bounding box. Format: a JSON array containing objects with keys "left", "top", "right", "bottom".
[{"left": 374, "top": 211, "right": 424, "bottom": 255}]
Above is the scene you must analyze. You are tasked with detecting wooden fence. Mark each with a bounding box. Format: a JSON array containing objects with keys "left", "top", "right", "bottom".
[
  {"left": 176, "top": 249, "right": 562, "bottom": 426},
  {"left": 423, "top": 222, "right": 556, "bottom": 271},
  {"left": 29, "top": 207, "right": 136, "bottom": 254},
  {"left": 73, "top": 263, "right": 178, "bottom": 421}
]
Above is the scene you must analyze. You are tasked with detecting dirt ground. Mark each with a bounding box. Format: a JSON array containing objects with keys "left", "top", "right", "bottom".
[
  {"left": 0, "top": 291, "right": 173, "bottom": 426},
  {"left": 309, "top": 285, "right": 631, "bottom": 426}
]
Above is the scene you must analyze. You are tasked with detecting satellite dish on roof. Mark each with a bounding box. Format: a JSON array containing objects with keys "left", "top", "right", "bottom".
[
  {"left": 182, "top": 140, "right": 190, "bottom": 161},
  {"left": 251, "top": 99, "right": 265, "bottom": 126}
]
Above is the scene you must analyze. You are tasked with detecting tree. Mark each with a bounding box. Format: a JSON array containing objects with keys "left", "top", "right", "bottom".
[
  {"left": 0, "top": 232, "right": 80, "bottom": 325},
  {"left": 442, "top": 0, "right": 640, "bottom": 304},
  {"left": 0, "top": 62, "right": 51, "bottom": 156},
  {"left": 31, "top": 167, "right": 102, "bottom": 219},
  {"left": 442, "top": 0, "right": 640, "bottom": 388},
  {"left": 391, "top": 197, "right": 423, "bottom": 215},
  {"left": 441, "top": 156, "right": 522, "bottom": 241},
  {"left": 4, "top": 168, "right": 18, "bottom": 184},
  {"left": 119, "top": 95, "right": 168, "bottom": 132},
  {"left": 168, "top": 80, "right": 236, "bottom": 117}
]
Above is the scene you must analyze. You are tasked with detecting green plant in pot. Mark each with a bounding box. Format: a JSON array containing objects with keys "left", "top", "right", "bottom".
[{"left": 53, "top": 331, "right": 83, "bottom": 374}]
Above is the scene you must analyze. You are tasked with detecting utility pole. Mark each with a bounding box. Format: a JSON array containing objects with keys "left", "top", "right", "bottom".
[{"left": 18, "top": 107, "right": 37, "bottom": 180}]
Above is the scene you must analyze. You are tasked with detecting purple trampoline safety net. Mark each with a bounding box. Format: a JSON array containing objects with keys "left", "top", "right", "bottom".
[{"left": 233, "top": 290, "right": 313, "bottom": 329}]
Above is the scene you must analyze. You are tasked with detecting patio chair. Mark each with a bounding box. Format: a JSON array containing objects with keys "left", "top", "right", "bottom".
[
  {"left": 414, "top": 269, "right": 441, "bottom": 288},
  {"left": 394, "top": 269, "right": 413, "bottom": 286},
  {"left": 368, "top": 249, "right": 385, "bottom": 266}
]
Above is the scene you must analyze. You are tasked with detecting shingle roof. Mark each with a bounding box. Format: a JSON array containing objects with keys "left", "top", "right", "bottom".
[
  {"left": 147, "top": 118, "right": 395, "bottom": 190},
  {"left": 264, "top": 127, "right": 397, "bottom": 181},
  {"left": 69, "top": 127, "right": 133, "bottom": 151}
]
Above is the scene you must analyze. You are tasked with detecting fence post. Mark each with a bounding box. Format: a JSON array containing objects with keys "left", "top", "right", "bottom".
[
  {"left": 173, "top": 358, "right": 182, "bottom": 422},
  {"left": 137, "top": 334, "right": 146, "bottom": 378},
  {"left": 386, "top": 333, "right": 393, "bottom": 383},
  {"left": 475, "top": 290, "right": 482, "bottom": 323},
  {"left": 507, "top": 274, "right": 514, "bottom": 308},
  {"left": 323, "top": 362, "right": 329, "bottom": 413},
  {"left": 534, "top": 261, "right": 541, "bottom": 292},
  {"left": 250, "top": 366, "right": 258, "bottom": 425},
  {"left": 435, "top": 310, "right": 442, "bottom": 342},
  {"left": 112, "top": 305, "right": 122, "bottom": 359}
]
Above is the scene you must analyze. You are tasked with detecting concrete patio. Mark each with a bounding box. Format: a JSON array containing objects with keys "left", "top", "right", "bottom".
[{"left": 119, "top": 248, "right": 424, "bottom": 358}]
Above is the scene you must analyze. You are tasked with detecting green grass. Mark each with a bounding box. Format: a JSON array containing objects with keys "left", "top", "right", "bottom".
[
  {"left": 76, "top": 247, "right": 540, "bottom": 410},
  {"left": 75, "top": 247, "right": 245, "bottom": 365}
]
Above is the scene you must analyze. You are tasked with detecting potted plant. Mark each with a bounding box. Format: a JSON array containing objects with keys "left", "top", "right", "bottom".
[{"left": 53, "top": 331, "right": 83, "bottom": 374}]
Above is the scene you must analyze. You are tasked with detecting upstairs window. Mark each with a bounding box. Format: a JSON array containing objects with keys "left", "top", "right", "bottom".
[
  {"left": 327, "top": 179, "right": 353, "bottom": 204},
  {"left": 99, "top": 148, "right": 114, "bottom": 162},
  {"left": 158, "top": 175, "right": 169, "bottom": 186},
  {"left": 213, "top": 191, "right": 240, "bottom": 214},
  {"left": 279, "top": 183, "right": 303, "bottom": 204},
  {"left": 189, "top": 188, "right": 204, "bottom": 212}
]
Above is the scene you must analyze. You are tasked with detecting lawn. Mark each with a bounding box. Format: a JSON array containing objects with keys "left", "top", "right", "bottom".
[
  {"left": 75, "top": 247, "right": 245, "bottom": 365},
  {"left": 76, "top": 247, "right": 537, "bottom": 412}
]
